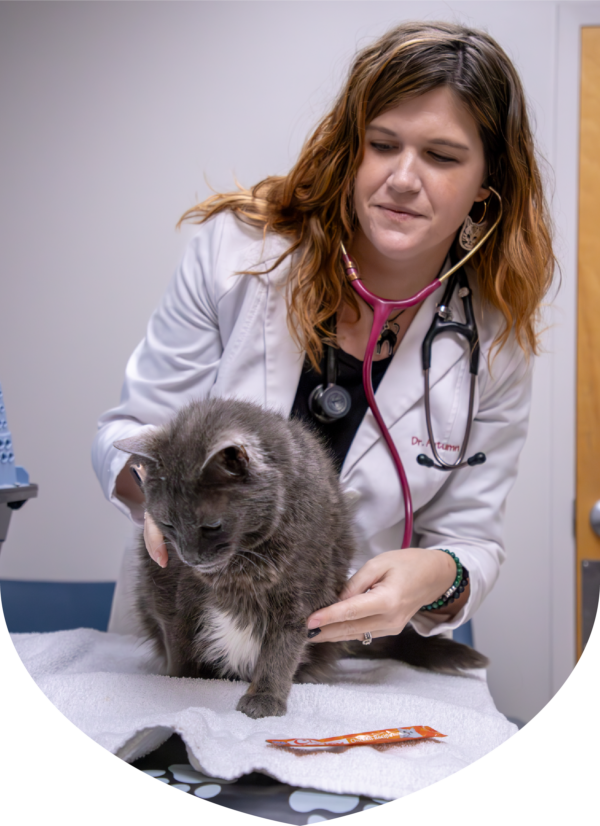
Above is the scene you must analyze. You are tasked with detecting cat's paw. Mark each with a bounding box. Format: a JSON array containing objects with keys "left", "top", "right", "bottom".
[{"left": 236, "top": 692, "right": 287, "bottom": 719}]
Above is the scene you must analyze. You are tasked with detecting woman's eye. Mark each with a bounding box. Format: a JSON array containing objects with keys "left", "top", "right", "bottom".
[
  {"left": 370, "top": 141, "right": 396, "bottom": 152},
  {"left": 429, "top": 151, "right": 457, "bottom": 163}
]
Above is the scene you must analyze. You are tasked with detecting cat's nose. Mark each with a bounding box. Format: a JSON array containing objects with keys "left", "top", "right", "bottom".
[
  {"left": 201, "top": 521, "right": 223, "bottom": 533},
  {"left": 182, "top": 528, "right": 230, "bottom": 568},
  {"left": 199, "top": 522, "right": 225, "bottom": 553}
]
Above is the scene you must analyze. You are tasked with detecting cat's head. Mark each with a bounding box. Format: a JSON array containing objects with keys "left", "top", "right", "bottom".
[{"left": 114, "top": 399, "right": 286, "bottom": 575}]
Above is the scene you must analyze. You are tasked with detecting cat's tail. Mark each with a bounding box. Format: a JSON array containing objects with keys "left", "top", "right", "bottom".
[{"left": 346, "top": 624, "right": 488, "bottom": 675}]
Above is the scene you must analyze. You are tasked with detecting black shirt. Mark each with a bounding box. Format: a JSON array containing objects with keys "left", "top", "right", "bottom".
[{"left": 291, "top": 346, "right": 393, "bottom": 473}]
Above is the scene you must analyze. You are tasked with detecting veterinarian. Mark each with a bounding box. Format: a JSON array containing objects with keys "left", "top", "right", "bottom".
[{"left": 93, "top": 22, "right": 553, "bottom": 646}]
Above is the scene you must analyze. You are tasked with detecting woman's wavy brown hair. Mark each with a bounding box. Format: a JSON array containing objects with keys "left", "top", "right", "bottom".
[{"left": 179, "top": 21, "right": 554, "bottom": 369}]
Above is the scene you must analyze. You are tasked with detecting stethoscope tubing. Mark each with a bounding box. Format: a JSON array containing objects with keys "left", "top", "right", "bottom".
[
  {"left": 420, "top": 267, "right": 481, "bottom": 471},
  {"left": 341, "top": 263, "right": 443, "bottom": 549},
  {"left": 339, "top": 187, "right": 502, "bottom": 549},
  {"left": 423, "top": 369, "right": 477, "bottom": 468}
]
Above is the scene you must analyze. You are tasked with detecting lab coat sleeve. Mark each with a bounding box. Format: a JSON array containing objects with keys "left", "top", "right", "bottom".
[
  {"left": 410, "top": 337, "right": 534, "bottom": 638},
  {"left": 91, "top": 217, "right": 227, "bottom": 526}
]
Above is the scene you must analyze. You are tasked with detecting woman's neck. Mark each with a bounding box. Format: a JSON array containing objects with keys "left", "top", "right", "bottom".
[{"left": 348, "top": 229, "right": 453, "bottom": 300}]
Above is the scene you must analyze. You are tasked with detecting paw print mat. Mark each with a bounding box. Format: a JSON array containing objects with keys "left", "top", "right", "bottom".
[{"left": 133, "top": 732, "right": 385, "bottom": 822}]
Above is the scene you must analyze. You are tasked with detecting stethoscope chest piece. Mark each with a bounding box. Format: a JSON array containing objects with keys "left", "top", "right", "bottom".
[
  {"left": 308, "top": 327, "right": 352, "bottom": 424},
  {"left": 308, "top": 383, "right": 351, "bottom": 424}
]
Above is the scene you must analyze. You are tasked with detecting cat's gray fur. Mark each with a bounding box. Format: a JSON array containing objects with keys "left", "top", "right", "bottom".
[{"left": 115, "top": 397, "right": 488, "bottom": 719}]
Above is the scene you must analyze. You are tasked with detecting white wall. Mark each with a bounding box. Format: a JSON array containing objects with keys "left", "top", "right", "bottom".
[{"left": 0, "top": 1, "right": 582, "bottom": 723}]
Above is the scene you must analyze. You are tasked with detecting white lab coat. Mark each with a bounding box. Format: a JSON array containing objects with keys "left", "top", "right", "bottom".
[{"left": 92, "top": 211, "right": 532, "bottom": 638}]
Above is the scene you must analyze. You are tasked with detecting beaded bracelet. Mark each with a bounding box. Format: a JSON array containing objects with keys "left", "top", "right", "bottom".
[{"left": 420, "top": 549, "right": 469, "bottom": 612}]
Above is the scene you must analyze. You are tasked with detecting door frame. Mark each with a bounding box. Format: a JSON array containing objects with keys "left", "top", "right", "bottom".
[{"left": 553, "top": 1, "right": 600, "bottom": 691}]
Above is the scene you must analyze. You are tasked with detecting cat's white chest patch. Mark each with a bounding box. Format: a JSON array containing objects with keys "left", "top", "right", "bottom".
[{"left": 195, "top": 607, "right": 262, "bottom": 681}]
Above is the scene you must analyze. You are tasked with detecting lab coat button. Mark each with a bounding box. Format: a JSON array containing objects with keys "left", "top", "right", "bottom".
[{"left": 344, "top": 488, "right": 360, "bottom": 504}]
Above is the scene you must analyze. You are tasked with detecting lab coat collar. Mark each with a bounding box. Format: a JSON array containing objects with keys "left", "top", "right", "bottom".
[{"left": 263, "top": 254, "right": 306, "bottom": 414}]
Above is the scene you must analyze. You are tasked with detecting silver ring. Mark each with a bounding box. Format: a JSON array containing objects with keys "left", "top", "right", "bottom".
[{"left": 362, "top": 631, "right": 372, "bottom": 646}]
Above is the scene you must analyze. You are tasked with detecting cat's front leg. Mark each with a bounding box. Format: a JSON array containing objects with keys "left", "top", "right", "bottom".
[
  {"left": 236, "top": 624, "right": 307, "bottom": 719},
  {"left": 161, "top": 625, "right": 198, "bottom": 678}
]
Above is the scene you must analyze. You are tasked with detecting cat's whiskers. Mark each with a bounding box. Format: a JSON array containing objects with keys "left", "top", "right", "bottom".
[
  {"left": 163, "top": 537, "right": 179, "bottom": 555},
  {"left": 241, "top": 549, "right": 268, "bottom": 563},
  {"left": 211, "top": 566, "right": 228, "bottom": 588},
  {"left": 237, "top": 553, "right": 261, "bottom": 573},
  {"left": 239, "top": 548, "right": 281, "bottom": 576},
  {"left": 210, "top": 558, "right": 261, "bottom": 601}
]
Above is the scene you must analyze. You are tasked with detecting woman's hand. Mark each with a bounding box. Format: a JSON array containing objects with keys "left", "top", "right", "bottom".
[
  {"left": 306, "top": 548, "right": 468, "bottom": 643},
  {"left": 115, "top": 460, "right": 168, "bottom": 568},
  {"left": 143, "top": 511, "right": 168, "bottom": 568}
]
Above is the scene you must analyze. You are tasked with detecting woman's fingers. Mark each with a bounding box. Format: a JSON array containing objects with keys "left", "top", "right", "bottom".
[
  {"left": 143, "top": 512, "right": 168, "bottom": 568},
  {"left": 306, "top": 553, "right": 413, "bottom": 642},
  {"left": 338, "top": 560, "right": 386, "bottom": 601},
  {"left": 307, "top": 558, "right": 390, "bottom": 632},
  {"left": 309, "top": 616, "right": 400, "bottom": 644},
  {"left": 131, "top": 465, "right": 167, "bottom": 567},
  {"left": 307, "top": 547, "right": 462, "bottom": 642},
  {"left": 306, "top": 589, "right": 384, "bottom": 633}
]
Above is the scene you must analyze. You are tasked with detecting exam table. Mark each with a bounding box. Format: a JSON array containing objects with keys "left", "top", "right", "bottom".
[{"left": 0, "top": 380, "right": 485, "bottom": 822}]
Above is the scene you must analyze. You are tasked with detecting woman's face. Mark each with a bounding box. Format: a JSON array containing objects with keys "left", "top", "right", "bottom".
[{"left": 353, "top": 86, "right": 490, "bottom": 268}]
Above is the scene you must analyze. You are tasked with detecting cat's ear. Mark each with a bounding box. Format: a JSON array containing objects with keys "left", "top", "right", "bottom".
[
  {"left": 113, "top": 434, "right": 159, "bottom": 464},
  {"left": 204, "top": 443, "right": 250, "bottom": 479}
]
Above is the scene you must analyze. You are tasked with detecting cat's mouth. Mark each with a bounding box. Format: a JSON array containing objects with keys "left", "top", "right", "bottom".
[
  {"left": 174, "top": 534, "right": 234, "bottom": 571},
  {"left": 192, "top": 560, "right": 229, "bottom": 573},
  {"left": 185, "top": 545, "right": 234, "bottom": 573}
]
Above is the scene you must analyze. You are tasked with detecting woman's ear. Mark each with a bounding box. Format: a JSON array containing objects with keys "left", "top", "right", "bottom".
[{"left": 473, "top": 182, "right": 491, "bottom": 203}]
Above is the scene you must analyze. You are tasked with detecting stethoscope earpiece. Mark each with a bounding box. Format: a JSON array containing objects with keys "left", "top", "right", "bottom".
[
  {"left": 417, "top": 451, "right": 486, "bottom": 470},
  {"left": 467, "top": 452, "right": 486, "bottom": 467}
]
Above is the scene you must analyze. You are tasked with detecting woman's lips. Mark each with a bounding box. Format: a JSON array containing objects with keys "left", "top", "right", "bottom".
[{"left": 377, "top": 205, "right": 424, "bottom": 220}]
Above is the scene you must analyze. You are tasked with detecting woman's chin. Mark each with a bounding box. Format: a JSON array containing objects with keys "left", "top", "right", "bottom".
[
  {"left": 368, "top": 232, "right": 431, "bottom": 264},
  {"left": 364, "top": 221, "right": 457, "bottom": 267}
]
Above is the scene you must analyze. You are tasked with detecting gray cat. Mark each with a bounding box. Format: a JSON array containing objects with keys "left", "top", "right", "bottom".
[{"left": 114, "top": 397, "right": 487, "bottom": 719}]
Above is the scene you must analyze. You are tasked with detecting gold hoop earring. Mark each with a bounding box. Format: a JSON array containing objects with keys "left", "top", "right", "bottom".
[
  {"left": 474, "top": 198, "right": 488, "bottom": 225},
  {"left": 459, "top": 198, "right": 490, "bottom": 251}
]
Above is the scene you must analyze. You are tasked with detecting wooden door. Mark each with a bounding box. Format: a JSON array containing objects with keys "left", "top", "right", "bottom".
[{"left": 576, "top": 26, "right": 600, "bottom": 657}]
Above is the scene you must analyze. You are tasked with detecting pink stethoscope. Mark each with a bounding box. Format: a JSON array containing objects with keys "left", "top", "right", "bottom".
[{"left": 340, "top": 188, "right": 502, "bottom": 549}]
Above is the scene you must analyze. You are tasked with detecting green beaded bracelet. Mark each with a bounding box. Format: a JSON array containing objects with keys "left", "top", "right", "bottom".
[{"left": 420, "top": 549, "right": 463, "bottom": 612}]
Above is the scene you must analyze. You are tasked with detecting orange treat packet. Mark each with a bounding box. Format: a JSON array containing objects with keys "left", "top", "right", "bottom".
[{"left": 267, "top": 725, "right": 446, "bottom": 748}]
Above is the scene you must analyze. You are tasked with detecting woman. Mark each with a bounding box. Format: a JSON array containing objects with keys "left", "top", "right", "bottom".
[{"left": 93, "top": 22, "right": 553, "bottom": 645}]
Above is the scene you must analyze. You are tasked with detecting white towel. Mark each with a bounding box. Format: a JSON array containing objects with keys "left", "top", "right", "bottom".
[{"left": 11, "top": 628, "right": 516, "bottom": 801}]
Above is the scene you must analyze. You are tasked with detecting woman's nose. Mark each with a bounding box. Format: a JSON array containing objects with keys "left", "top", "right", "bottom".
[{"left": 387, "top": 150, "right": 421, "bottom": 193}]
